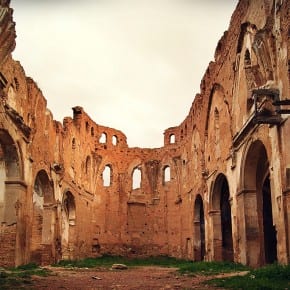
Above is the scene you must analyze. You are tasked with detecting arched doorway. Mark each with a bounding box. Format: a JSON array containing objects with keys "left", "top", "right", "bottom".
[
  {"left": 193, "top": 194, "right": 205, "bottom": 261},
  {"left": 0, "top": 129, "right": 26, "bottom": 266},
  {"left": 31, "top": 170, "right": 55, "bottom": 264},
  {"left": 262, "top": 175, "right": 277, "bottom": 264},
  {"left": 61, "top": 191, "right": 76, "bottom": 260},
  {"left": 211, "top": 174, "right": 233, "bottom": 261},
  {"left": 242, "top": 140, "right": 277, "bottom": 266}
]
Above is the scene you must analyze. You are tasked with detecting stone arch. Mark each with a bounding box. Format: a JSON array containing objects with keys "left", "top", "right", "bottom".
[
  {"left": 0, "top": 129, "right": 26, "bottom": 266},
  {"left": 61, "top": 191, "right": 76, "bottom": 260},
  {"left": 193, "top": 194, "right": 205, "bottom": 261},
  {"left": 240, "top": 139, "right": 277, "bottom": 266},
  {"left": 210, "top": 173, "right": 233, "bottom": 261},
  {"left": 31, "top": 169, "right": 56, "bottom": 264}
]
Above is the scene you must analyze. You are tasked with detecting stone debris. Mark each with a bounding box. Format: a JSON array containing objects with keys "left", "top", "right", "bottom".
[{"left": 111, "top": 264, "right": 128, "bottom": 270}]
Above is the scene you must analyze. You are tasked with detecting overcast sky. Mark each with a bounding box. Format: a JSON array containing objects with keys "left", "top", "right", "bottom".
[{"left": 11, "top": 0, "right": 238, "bottom": 148}]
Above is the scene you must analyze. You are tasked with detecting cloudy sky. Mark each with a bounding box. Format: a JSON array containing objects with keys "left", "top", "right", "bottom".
[{"left": 11, "top": 0, "right": 238, "bottom": 148}]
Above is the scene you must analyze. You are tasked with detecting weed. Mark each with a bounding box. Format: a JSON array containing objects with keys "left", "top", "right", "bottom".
[
  {"left": 178, "top": 260, "right": 249, "bottom": 275},
  {"left": 0, "top": 263, "right": 52, "bottom": 289},
  {"left": 207, "top": 263, "right": 290, "bottom": 289}
]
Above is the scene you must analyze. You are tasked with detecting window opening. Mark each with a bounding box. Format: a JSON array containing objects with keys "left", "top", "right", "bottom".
[
  {"left": 169, "top": 134, "right": 175, "bottom": 144},
  {"left": 99, "top": 132, "right": 107, "bottom": 144},
  {"left": 163, "top": 166, "right": 170, "bottom": 183},
  {"left": 132, "top": 167, "right": 141, "bottom": 189},
  {"left": 112, "top": 135, "right": 118, "bottom": 146},
  {"left": 103, "top": 165, "right": 111, "bottom": 186}
]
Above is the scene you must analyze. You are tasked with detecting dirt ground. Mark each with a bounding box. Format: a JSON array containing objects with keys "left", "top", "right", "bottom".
[{"left": 27, "top": 266, "right": 230, "bottom": 290}]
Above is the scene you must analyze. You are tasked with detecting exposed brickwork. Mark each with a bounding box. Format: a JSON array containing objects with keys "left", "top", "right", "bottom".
[
  {"left": 0, "top": 0, "right": 289, "bottom": 268},
  {"left": 0, "top": 224, "right": 16, "bottom": 267}
]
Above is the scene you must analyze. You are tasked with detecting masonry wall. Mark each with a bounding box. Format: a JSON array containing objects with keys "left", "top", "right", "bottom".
[{"left": 0, "top": 0, "right": 289, "bottom": 267}]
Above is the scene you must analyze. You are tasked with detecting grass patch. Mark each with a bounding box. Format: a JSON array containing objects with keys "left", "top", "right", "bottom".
[
  {"left": 0, "top": 263, "right": 52, "bottom": 289},
  {"left": 54, "top": 255, "right": 187, "bottom": 268},
  {"left": 54, "top": 255, "right": 249, "bottom": 275},
  {"left": 178, "top": 260, "right": 249, "bottom": 275},
  {"left": 207, "top": 263, "right": 290, "bottom": 289}
]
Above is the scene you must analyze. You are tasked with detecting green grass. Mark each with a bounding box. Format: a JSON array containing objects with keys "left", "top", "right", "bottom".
[
  {"left": 3, "top": 257, "right": 288, "bottom": 289},
  {"left": 54, "top": 255, "right": 249, "bottom": 275},
  {"left": 0, "top": 263, "right": 52, "bottom": 289},
  {"left": 178, "top": 260, "right": 249, "bottom": 275},
  {"left": 207, "top": 263, "right": 290, "bottom": 290},
  {"left": 54, "top": 255, "right": 187, "bottom": 268}
]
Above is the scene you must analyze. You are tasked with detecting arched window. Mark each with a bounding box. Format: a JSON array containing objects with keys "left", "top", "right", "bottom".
[
  {"left": 99, "top": 132, "right": 107, "bottom": 144},
  {"left": 169, "top": 134, "right": 175, "bottom": 144},
  {"left": 112, "top": 135, "right": 118, "bottom": 146},
  {"left": 132, "top": 167, "right": 141, "bottom": 189},
  {"left": 103, "top": 165, "right": 112, "bottom": 186},
  {"left": 91, "top": 127, "right": 94, "bottom": 137},
  {"left": 163, "top": 166, "right": 171, "bottom": 183}
]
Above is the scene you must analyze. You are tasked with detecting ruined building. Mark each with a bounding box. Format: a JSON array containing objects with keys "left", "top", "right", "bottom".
[{"left": 0, "top": 0, "right": 289, "bottom": 268}]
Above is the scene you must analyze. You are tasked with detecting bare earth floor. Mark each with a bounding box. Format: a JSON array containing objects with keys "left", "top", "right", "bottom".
[{"left": 27, "top": 266, "right": 230, "bottom": 290}]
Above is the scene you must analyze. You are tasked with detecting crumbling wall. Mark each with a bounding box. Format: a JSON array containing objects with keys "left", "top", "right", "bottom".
[{"left": 0, "top": 0, "right": 289, "bottom": 267}]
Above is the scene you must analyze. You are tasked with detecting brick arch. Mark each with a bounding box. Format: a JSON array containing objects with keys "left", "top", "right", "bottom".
[
  {"left": 61, "top": 190, "right": 76, "bottom": 260},
  {"left": 239, "top": 139, "right": 277, "bottom": 266},
  {"left": 31, "top": 169, "right": 56, "bottom": 264},
  {"left": 0, "top": 129, "right": 27, "bottom": 266},
  {"left": 209, "top": 173, "right": 233, "bottom": 262}
]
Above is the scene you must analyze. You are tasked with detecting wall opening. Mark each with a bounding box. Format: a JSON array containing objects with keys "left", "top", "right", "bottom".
[
  {"left": 242, "top": 140, "right": 277, "bottom": 266},
  {"left": 31, "top": 170, "right": 55, "bottom": 264},
  {"left": 211, "top": 174, "right": 233, "bottom": 262},
  {"left": 0, "top": 130, "right": 25, "bottom": 266},
  {"left": 194, "top": 194, "right": 205, "bottom": 261},
  {"left": 132, "top": 167, "right": 141, "bottom": 189},
  {"left": 102, "top": 165, "right": 112, "bottom": 187},
  {"left": 220, "top": 180, "right": 233, "bottom": 261},
  {"left": 62, "top": 191, "right": 76, "bottom": 260},
  {"left": 163, "top": 166, "right": 170, "bottom": 183},
  {"left": 112, "top": 135, "right": 118, "bottom": 146},
  {"left": 99, "top": 132, "right": 107, "bottom": 144},
  {"left": 169, "top": 134, "right": 175, "bottom": 144},
  {"left": 262, "top": 175, "right": 277, "bottom": 264}
]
